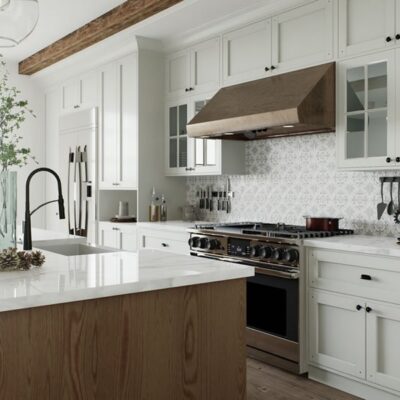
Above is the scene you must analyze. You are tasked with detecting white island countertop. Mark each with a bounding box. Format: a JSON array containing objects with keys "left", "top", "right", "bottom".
[
  {"left": 0, "top": 248, "right": 253, "bottom": 313},
  {"left": 304, "top": 235, "right": 400, "bottom": 258}
]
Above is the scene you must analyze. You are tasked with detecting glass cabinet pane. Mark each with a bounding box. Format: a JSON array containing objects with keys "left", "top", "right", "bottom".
[
  {"left": 169, "top": 107, "right": 177, "bottom": 136},
  {"left": 346, "top": 114, "right": 364, "bottom": 159},
  {"left": 179, "top": 137, "right": 187, "bottom": 167},
  {"left": 178, "top": 105, "right": 187, "bottom": 136},
  {"left": 367, "top": 62, "right": 387, "bottom": 109},
  {"left": 347, "top": 66, "right": 365, "bottom": 112},
  {"left": 367, "top": 110, "right": 387, "bottom": 157},
  {"left": 169, "top": 138, "right": 177, "bottom": 168}
]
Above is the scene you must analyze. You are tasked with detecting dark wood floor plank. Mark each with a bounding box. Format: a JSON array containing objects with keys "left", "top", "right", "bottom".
[{"left": 247, "top": 358, "right": 362, "bottom": 400}]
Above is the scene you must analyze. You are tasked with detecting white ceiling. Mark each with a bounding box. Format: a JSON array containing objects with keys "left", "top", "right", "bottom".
[{"left": 2, "top": 0, "right": 306, "bottom": 65}]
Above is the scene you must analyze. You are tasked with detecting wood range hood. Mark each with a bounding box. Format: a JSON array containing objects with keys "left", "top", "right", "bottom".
[{"left": 187, "top": 62, "right": 336, "bottom": 140}]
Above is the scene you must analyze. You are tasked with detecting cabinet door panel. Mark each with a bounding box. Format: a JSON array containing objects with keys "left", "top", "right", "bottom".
[
  {"left": 99, "top": 63, "right": 118, "bottom": 188},
  {"left": 99, "top": 226, "right": 118, "bottom": 249},
  {"left": 338, "top": 0, "right": 395, "bottom": 57},
  {"left": 191, "top": 37, "right": 220, "bottom": 93},
  {"left": 62, "top": 79, "right": 80, "bottom": 111},
  {"left": 367, "top": 302, "right": 400, "bottom": 392},
  {"left": 309, "top": 290, "right": 366, "bottom": 379},
  {"left": 119, "top": 231, "right": 137, "bottom": 252},
  {"left": 166, "top": 50, "right": 190, "bottom": 98},
  {"left": 272, "top": 0, "right": 333, "bottom": 72},
  {"left": 223, "top": 20, "right": 271, "bottom": 85},
  {"left": 80, "top": 72, "right": 98, "bottom": 108},
  {"left": 337, "top": 51, "right": 396, "bottom": 169},
  {"left": 118, "top": 54, "right": 138, "bottom": 189}
]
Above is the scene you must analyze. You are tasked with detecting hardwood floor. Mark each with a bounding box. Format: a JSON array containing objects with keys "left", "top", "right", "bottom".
[{"left": 247, "top": 358, "right": 362, "bottom": 400}]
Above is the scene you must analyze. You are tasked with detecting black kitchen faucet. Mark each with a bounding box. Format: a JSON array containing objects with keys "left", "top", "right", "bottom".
[{"left": 23, "top": 168, "right": 65, "bottom": 250}]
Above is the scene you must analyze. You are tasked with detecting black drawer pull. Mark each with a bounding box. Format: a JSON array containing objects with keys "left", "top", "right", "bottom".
[
  {"left": 161, "top": 243, "right": 169, "bottom": 247},
  {"left": 366, "top": 306, "right": 372, "bottom": 313},
  {"left": 361, "top": 274, "right": 372, "bottom": 281},
  {"left": 356, "top": 304, "right": 363, "bottom": 311}
]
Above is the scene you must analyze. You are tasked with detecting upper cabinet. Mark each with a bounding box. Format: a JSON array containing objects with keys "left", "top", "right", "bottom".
[
  {"left": 337, "top": 50, "right": 400, "bottom": 169},
  {"left": 99, "top": 54, "right": 138, "bottom": 189},
  {"left": 222, "top": 20, "right": 272, "bottom": 86},
  {"left": 165, "top": 91, "right": 245, "bottom": 176},
  {"left": 62, "top": 71, "right": 98, "bottom": 112},
  {"left": 166, "top": 37, "right": 220, "bottom": 98},
  {"left": 338, "top": 0, "right": 397, "bottom": 58},
  {"left": 271, "top": 0, "right": 333, "bottom": 72},
  {"left": 222, "top": 0, "right": 333, "bottom": 86}
]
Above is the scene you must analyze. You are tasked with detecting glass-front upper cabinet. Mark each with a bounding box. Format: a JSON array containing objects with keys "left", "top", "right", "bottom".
[{"left": 337, "top": 50, "right": 397, "bottom": 169}]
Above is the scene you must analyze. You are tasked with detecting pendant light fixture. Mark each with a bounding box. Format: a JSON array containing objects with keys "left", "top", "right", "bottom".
[{"left": 0, "top": 0, "right": 39, "bottom": 48}]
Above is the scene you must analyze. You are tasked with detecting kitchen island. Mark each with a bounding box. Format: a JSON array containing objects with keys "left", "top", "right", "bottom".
[{"left": 0, "top": 246, "right": 253, "bottom": 400}]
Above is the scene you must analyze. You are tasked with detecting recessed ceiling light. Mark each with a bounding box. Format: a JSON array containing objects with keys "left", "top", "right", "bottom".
[{"left": 283, "top": 125, "right": 295, "bottom": 128}]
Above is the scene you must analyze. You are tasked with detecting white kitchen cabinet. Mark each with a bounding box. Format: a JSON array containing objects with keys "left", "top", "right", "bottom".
[
  {"left": 99, "top": 54, "right": 138, "bottom": 189},
  {"left": 337, "top": 50, "right": 398, "bottom": 169},
  {"left": 222, "top": 19, "right": 272, "bottom": 86},
  {"left": 308, "top": 289, "right": 366, "bottom": 379},
  {"left": 367, "top": 301, "right": 400, "bottom": 393},
  {"left": 166, "top": 37, "right": 220, "bottom": 98},
  {"left": 338, "top": 0, "right": 396, "bottom": 58},
  {"left": 62, "top": 71, "right": 98, "bottom": 111},
  {"left": 165, "top": 91, "right": 245, "bottom": 176},
  {"left": 271, "top": 0, "right": 333, "bottom": 72},
  {"left": 98, "top": 222, "right": 137, "bottom": 252}
]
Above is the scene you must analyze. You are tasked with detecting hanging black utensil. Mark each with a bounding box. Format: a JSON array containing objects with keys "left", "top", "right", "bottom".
[{"left": 377, "top": 180, "right": 387, "bottom": 220}]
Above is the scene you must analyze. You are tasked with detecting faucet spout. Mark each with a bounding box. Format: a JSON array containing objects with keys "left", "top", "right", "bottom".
[{"left": 23, "top": 168, "right": 65, "bottom": 250}]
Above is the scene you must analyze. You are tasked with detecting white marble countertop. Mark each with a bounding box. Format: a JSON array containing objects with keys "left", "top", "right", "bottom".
[
  {"left": 304, "top": 235, "right": 400, "bottom": 258},
  {"left": 0, "top": 247, "right": 253, "bottom": 313}
]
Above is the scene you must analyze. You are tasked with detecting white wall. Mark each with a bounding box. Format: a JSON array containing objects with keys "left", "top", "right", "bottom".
[{"left": 5, "top": 61, "right": 46, "bottom": 228}]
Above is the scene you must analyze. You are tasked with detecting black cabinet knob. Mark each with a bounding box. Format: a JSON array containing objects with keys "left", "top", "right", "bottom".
[
  {"left": 396, "top": 157, "right": 400, "bottom": 163},
  {"left": 265, "top": 67, "right": 270, "bottom": 72},
  {"left": 361, "top": 274, "right": 372, "bottom": 281},
  {"left": 396, "top": 34, "right": 400, "bottom": 40},
  {"left": 190, "top": 87, "right": 194, "bottom": 91},
  {"left": 366, "top": 306, "right": 372, "bottom": 313},
  {"left": 356, "top": 305, "right": 362, "bottom": 311},
  {"left": 386, "top": 36, "right": 393, "bottom": 42},
  {"left": 271, "top": 65, "right": 276, "bottom": 70},
  {"left": 386, "top": 157, "right": 392, "bottom": 163}
]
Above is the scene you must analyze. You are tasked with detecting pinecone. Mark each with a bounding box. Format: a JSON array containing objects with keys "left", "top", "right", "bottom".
[
  {"left": 31, "top": 250, "right": 45, "bottom": 267},
  {"left": 0, "top": 248, "right": 19, "bottom": 271},
  {"left": 17, "top": 251, "right": 32, "bottom": 271}
]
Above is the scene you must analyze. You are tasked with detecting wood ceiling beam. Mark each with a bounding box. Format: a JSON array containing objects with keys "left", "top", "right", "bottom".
[{"left": 19, "top": 0, "right": 182, "bottom": 75}]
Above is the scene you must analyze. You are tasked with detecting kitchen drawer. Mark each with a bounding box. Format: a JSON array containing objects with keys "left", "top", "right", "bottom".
[
  {"left": 308, "top": 249, "right": 400, "bottom": 305},
  {"left": 139, "top": 229, "right": 189, "bottom": 255}
]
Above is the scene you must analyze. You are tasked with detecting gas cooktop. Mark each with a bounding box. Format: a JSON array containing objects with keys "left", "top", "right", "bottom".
[{"left": 194, "top": 222, "right": 354, "bottom": 239}]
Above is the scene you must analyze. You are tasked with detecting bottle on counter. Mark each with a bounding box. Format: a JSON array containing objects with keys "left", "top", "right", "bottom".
[
  {"left": 160, "top": 194, "right": 167, "bottom": 222},
  {"left": 149, "top": 187, "right": 160, "bottom": 222}
]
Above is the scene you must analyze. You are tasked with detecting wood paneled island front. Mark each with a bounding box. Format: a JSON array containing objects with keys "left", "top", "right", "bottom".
[{"left": 0, "top": 247, "right": 253, "bottom": 400}]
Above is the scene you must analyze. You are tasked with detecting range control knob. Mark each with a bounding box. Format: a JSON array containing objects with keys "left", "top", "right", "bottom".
[
  {"left": 263, "top": 246, "right": 273, "bottom": 258},
  {"left": 250, "top": 245, "right": 262, "bottom": 257},
  {"left": 207, "top": 239, "right": 220, "bottom": 250},
  {"left": 188, "top": 237, "right": 200, "bottom": 248},
  {"left": 272, "top": 248, "right": 284, "bottom": 261},
  {"left": 284, "top": 249, "right": 299, "bottom": 263},
  {"left": 199, "top": 238, "right": 209, "bottom": 249}
]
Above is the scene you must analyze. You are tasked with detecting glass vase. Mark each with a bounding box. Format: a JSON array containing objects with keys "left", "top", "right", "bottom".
[{"left": 0, "top": 171, "right": 17, "bottom": 249}]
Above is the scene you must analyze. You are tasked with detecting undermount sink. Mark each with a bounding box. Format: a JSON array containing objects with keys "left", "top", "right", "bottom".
[{"left": 33, "top": 239, "right": 117, "bottom": 257}]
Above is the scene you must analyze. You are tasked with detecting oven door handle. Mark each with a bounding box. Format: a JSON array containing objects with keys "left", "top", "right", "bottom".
[{"left": 255, "top": 267, "right": 299, "bottom": 280}]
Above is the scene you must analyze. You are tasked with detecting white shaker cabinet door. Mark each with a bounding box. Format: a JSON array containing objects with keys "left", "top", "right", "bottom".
[
  {"left": 338, "top": 0, "right": 395, "bottom": 58},
  {"left": 117, "top": 54, "right": 138, "bottom": 189},
  {"left": 222, "top": 19, "right": 272, "bottom": 86},
  {"left": 119, "top": 230, "right": 137, "bottom": 252},
  {"left": 166, "top": 50, "right": 191, "bottom": 98},
  {"left": 271, "top": 0, "right": 333, "bottom": 73},
  {"left": 80, "top": 71, "right": 98, "bottom": 109},
  {"left": 99, "top": 62, "right": 119, "bottom": 189},
  {"left": 309, "top": 290, "right": 366, "bottom": 379},
  {"left": 366, "top": 301, "right": 400, "bottom": 393},
  {"left": 62, "top": 79, "right": 80, "bottom": 111},
  {"left": 99, "top": 225, "right": 118, "bottom": 249},
  {"left": 190, "top": 37, "right": 220, "bottom": 94}
]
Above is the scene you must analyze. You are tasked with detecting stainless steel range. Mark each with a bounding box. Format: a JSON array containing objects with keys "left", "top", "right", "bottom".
[{"left": 188, "top": 222, "right": 353, "bottom": 374}]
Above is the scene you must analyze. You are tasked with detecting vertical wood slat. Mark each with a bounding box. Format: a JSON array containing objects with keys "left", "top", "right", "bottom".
[
  {"left": 18, "top": 0, "right": 183, "bottom": 75},
  {"left": 0, "top": 279, "right": 246, "bottom": 399}
]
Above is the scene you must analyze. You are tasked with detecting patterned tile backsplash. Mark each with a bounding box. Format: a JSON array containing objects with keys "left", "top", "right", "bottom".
[{"left": 186, "top": 133, "right": 400, "bottom": 237}]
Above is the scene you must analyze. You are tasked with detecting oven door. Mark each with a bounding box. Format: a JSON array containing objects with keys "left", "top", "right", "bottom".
[{"left": 247, "top": 269, "right": 299, "bottom": 342}]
